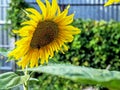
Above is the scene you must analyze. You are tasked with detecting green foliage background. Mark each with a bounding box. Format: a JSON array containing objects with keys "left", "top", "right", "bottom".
[
  {"left": 30, "top": 19, "right": 120, "bottom": 90},
  {"left": 7, "top": 0, "right": 28, "bottom": 30}
]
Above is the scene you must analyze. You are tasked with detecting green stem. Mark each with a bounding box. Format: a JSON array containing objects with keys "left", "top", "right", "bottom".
[
  {"left": 23, "top": 67, "right": 28, "bottom": 90},
  {"left": 23, "top": 82, "right": 28, "bottom": 90}
]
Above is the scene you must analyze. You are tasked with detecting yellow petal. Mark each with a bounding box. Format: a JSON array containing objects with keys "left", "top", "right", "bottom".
[
  {"left": 53, "top": 41, "right": 61, "bottom": 52},
  {"left": 45, "top": 0, "right": 52, "bottom": 19},
  {"left": 59, "top": 26, "right": 81, "bottom": 34},
  {"left": 13, "top": 26, "right": 35, "bottom": 36},
  {"left": 54, "top": 5, "right": 70, "bottom": 22},
  {"left": 57, "top": 5, "right": 61, "bottom": 15},
  {"left": 104, "top": 0, "right": 120, "bottom": 6},
  {"left": 58, "top": 14, "right": 74, "bottom": 26},
  {"left": 17, "top": 50, "right": 32, "bottom": 69},
  {"left": 59, "top": 32, "right": 74, "bottom": 42},
  {"left": 8, "top": 45, "right": 29, "bottom": 60},
  {"left": 15, "top": 37, "right": 31, "bottom": 45},
  {"left": 43, "top": 47, "right": 49, "bottom": 63},
  {"left": 47, "top": 44, "right": 54, "bottom": 57},
  {"left": 39, "top": 48, "right": 46, "bottom": 64},
  {"left": 30, "top": 49, "right": 39, "bottom": 67},
  {"left": 15, "top": 46, "right": 30, "bottom": 59},
  {"left": 28, "top": 14, "right": 39, "bottom": 22},
  {"left": 104, "top": 0, "right": 114, "bottom": 6},
  {"left": 51, "top": 0, "right": 58, "bottom": 17},
  {"left": 63, "top": 44, "right": 68, "bottom": 51},
  {"left": 51, "top": 42, "right": 58, "bottom": 52},
  {"left": 21, "top": 20, "right": 37, "bottom": 27},
  {"left": 36, "top": 0, "right": 46, "bottom": 19},
  {"left": 26, "top": 8, "right": 42, "bottom": 21}
]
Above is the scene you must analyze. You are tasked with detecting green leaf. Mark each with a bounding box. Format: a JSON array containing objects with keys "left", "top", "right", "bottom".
[
  {"left": 0, "top": 72, "right": 29, "bottom": 89},
  {"left": 0, "top": 48, "right": 10, "bottom": 56},
  {"left": 27, "top": 64, "right": 120, "bottom": 90},
  {"left": 29, "top": 78, "right": 39, "bottom": 82}
]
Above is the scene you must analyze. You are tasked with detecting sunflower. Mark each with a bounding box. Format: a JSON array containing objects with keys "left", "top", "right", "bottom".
[
  {"left": 8, "top": 0, "right": 80, "bottom": 69},
  {"left": 104, "top": 0, "right": 120, "bottom": 6}
]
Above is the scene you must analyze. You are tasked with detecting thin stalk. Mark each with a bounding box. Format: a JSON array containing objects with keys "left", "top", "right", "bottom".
[{"left": 23, "top": 67, "right": 28, "bottom": 90}]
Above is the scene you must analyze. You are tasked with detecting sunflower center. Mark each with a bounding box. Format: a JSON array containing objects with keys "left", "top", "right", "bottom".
[{"left": 30, "top": 21, "right": 59, "bottom": 49}]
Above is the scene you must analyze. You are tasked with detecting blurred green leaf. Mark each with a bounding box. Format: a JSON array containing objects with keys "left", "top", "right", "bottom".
[
  {"left": 29, "top": 78, "right": 39, "bottom": 82},
  {"left": 0, "top": 72, "right": 29, "bottom": 89},
  {"left": 0, "top": 50, "right": 10, "bottom": 56},
  {"left": 28, "top": 64, "right": 120, "bottom": 90}
]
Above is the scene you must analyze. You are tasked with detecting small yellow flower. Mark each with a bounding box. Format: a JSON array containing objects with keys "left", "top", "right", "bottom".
[
  {"left": 8, "top": 0, "right": 80, "bottom": 69},
  {"left": 104, "top": 0, "right": 120, "bottom": 6}
]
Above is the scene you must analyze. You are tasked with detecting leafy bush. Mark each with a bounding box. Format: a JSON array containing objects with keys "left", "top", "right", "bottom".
[
  {"left": 30, "top": 73, "right": 83, "bottom": 90},
  {"left": 30, "top": 19, "right": 120, "bottom": 90},
  {"left": 51, "top": 19, "right": 120, "bottom": 70}
]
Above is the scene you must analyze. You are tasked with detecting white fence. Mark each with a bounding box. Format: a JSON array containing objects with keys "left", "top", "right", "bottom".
[
  {"left": 26, "top": 0, "right": 120, "bottom": 21},
  {"left": 0, "top": 0, "right": 14, "bottom": 72}
]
